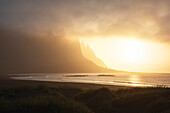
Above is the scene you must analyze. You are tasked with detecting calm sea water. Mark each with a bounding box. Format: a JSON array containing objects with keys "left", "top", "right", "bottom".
[{"left": 10, "top": 73, "right": 170, "bottom": 87}]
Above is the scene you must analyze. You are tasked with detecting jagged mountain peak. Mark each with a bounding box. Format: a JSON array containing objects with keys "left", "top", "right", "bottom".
[{"left": 80, "top": 41, "right": 108, "bottom": 68}]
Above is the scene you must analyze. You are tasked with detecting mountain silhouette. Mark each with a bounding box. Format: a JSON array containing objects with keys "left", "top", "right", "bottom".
[
  {"left": 0, "top": 28, "right": 116, "bottom": 74},
  {"left": 80, "top": 41, "right": 108, "bottom": 68}
]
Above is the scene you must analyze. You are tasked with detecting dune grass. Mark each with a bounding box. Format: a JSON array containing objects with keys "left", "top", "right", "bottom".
[
  {"left": 0, "top": 85, "right": 92, "bottom": 113},
  {"left": 75, "top": 87, "right": 170, "bottom": 113},
  {"left": 0, "top": 85, "right": 169, "bottom": 113}
]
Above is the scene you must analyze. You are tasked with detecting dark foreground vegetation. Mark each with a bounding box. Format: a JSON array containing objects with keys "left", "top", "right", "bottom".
[{"left": 0, "top": 85, "right": 170, "bottom": 113}]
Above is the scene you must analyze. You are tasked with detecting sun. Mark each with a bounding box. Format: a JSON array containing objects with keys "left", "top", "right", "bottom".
[
  {"left": 121, "top": 39, "right": 146, "bottom": 64},
  {"left": 81, "top": 37, "right": 148, "bottom": 65}
]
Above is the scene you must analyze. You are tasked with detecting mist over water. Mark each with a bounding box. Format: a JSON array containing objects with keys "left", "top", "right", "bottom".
[{"left": 11, "top": 73, "right": 170, "bottom": 87}]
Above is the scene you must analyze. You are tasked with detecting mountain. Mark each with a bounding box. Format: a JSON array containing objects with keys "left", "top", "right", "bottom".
[
  {"left": 80, "top": 41, "right": 108, "bottom": 68},
  {"left": 0, "top": 28, "right": 115, "bottom": 74}
]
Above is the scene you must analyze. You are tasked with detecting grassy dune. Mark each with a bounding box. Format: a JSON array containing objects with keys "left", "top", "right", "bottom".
[
  {"left": 0, "top": 84, "right": 170, "bottom": 113},
  {"left": 0, "top": 85, "right": 92, "bottom": 113}
]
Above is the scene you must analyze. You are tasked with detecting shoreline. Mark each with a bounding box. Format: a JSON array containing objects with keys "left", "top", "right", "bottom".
[{"left": 0, "top": 74, "right": 130, "bottom": 90}]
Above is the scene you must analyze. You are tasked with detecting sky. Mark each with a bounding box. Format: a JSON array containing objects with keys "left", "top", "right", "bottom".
[
  {"left": 0, "top": 0, "right": 170, "bottom": 41},
  {"left": 0, "top": 0, "right": 170, "bottom": 73},
  {"left": 82, "top": 37, "right": 170, "bottom": 73}
]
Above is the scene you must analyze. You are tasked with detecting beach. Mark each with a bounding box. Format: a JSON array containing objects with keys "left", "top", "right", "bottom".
[
  {"left": 0, "top": 74, "right": 170, "bottom": 113},
  {"left": 0, "top": 74, "right": 129, "bottom": 90}
]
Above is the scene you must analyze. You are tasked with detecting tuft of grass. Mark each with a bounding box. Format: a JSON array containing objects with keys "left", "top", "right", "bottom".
[
  {"left": 145, "top": 97, "right": 170, "bottom": 113},
  {"left": 75, "top": 88, "right": 116, "bottom": 112}
]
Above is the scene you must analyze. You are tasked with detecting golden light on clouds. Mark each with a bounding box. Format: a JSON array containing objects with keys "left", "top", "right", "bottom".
[
  {"left": 1, "top": 0, "right": 170, "bottom": 73},
  {"left": 81, "top": 37, "right": 170, "bottom": 73},
  {"left": 1, "top": 0, "right": 170, "bottom": 43}
]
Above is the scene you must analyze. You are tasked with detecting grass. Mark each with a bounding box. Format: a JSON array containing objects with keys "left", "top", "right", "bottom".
[
  {"left": 0, "top": 85, "right": 170, "bottom": 113},
  {"left": 75, "top": 88, "right": 116, "bottom": 112},
  {"left": 75, "top": 87, "right": 170, "bottom": 113},
  {"left": 0, "top": 85, "right": 93, "bottom": 113}
]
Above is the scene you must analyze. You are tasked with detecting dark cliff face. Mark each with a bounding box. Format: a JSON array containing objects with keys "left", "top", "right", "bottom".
[{"left": 0, "top": 29, "right": 114, "bottom": 74}]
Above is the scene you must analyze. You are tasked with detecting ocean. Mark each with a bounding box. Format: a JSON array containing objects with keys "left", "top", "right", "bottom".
[{"left": 10, "top": 73, "right": 170, "bottom": 87}]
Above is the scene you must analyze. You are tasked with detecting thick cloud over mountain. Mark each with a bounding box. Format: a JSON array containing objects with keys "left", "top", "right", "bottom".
[{"left": 0, "top": 29, "right": 114, "bottom": 73}]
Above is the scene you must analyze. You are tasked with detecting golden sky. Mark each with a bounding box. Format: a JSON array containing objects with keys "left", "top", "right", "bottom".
[
  {"left": 82, "top": 37, "right": 170, "bottom": 73},
  {"left": 1, "top": 0, "right": 170, "bottom": 73}
]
